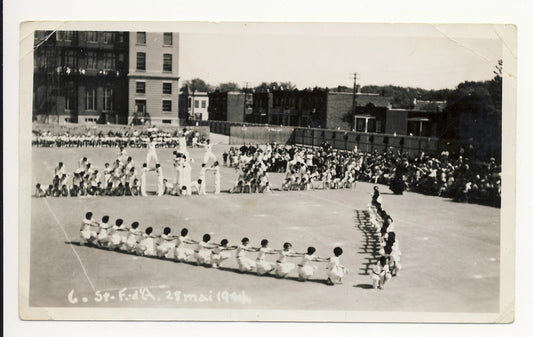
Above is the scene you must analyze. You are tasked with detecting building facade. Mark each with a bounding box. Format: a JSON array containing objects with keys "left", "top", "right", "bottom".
[
  {"left": 128, "top": 32, "right": 180, "bottom": 125},
  {"left": 178, "top": 87, "right": 209, "bottom": 122},
  {"left": 33, "top": 31, "right": 129, "bottom": 124},
  {"left": 208, "top": 90, "right": 253, "bottom": 123}
]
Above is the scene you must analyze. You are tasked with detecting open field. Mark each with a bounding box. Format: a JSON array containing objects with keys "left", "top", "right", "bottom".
[{"left": 29, "top": 137, "right": 501, "bottom": 312}]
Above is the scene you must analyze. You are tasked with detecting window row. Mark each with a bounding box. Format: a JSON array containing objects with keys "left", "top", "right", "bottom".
[
  {"left": 135, "top": 100, "right": 174, "bottom": 113},
  {"left": 136, "top": 32, "right": 173, "bottom": 46},
  {"left": 135, "top": 82, "right": 173, "bottom": 94},
  {"left": 136, "top": 52, "right": 173, "bottom": 71},
  {"left": 35, "top": 50, "right": 125, "bottom": 70},
  {"left": 81, "top": 87, "right": 113, "bottom": 111},
  {"left": 188, "top": 97, "right": 208, "bottom": 109},
  {"left": 56, "top": 31, "right": 126, "bottom": 44}
]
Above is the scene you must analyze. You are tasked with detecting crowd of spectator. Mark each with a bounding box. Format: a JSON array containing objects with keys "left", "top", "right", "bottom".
[
  {"left": 32, "top": 127, "right": 207, "bottom": 148},
  {"left": 222, "top": 142, "right": 501, "bottom": 206}
]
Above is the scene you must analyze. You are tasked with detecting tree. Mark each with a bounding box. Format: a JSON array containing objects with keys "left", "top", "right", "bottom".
[
  {"left": 181, "top": 78, "right": 212, "bottom": 92},
  {"left": 217, "top": 82, "right": 240, "bottom": 92}
]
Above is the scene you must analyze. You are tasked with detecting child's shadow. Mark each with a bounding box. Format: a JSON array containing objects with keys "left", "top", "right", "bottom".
[{"left": 353, "top": 284, "right": 374, "bottom": 290}]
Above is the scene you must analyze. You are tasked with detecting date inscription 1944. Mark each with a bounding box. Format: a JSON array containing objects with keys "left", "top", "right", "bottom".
[{"left": 67, "top": 287, "right": 252, "bottom": 305}]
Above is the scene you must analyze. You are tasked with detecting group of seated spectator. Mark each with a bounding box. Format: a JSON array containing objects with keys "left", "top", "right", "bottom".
[{"left": 32, "top": 127, "right": 206, "bottom": 148}]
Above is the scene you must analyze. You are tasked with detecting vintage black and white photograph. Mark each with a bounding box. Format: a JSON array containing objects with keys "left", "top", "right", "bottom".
[{"left": 18, "top": 21, "right": 515, "bottom": 322}]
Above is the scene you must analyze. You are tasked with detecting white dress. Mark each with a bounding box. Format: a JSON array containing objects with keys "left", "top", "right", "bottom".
[
  {"left": 156, "top": 234, "right": 177, "bottom": 259},
  {"left": 255, "top": 248, "right": 274, "bottom": 275},
  {"left": 236, "top": 245, "right": 255, "bottom": 272},
  {"left": 97, "top": 221, "right": 113, "bottom": 246},
  {"left": 136, "top": 234, "right": 156, "bottom": 256},
  {"left": 175, "top": 236, "right": 194, "bottom": 261},
  {"left": 125, "top": 228, "right": 142, "bottom": 251},
  {"left": 298, "top": 254, "right": 318, "bottom": 280},
  {"left": 326, "top": 256, "right": 346, "bottom": 283},
  {"left": 194, "top": 242, "right": 212, "bottom": 265},
  {"left": 275, "top": 250, "right": 295, "bottom": 278},
  {"left": 210, "top": 246, "right": 231, "bottom": 267}
]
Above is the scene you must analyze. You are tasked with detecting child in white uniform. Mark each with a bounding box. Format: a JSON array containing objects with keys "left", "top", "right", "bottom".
[
  {"left": 96, "top": 216, "right": 112, "bottom": 248},
  {"left": 79, "top": 212, "right": 99, "bottom": 245},
  {"left": 371, "top": 256, "right": 391, "bottom": 289},
  {"left": 298, "top": 247, "right": 328, "bottom": 281},
  {"left": 210, "top": 239, "right": 237, "bottom": 268},
  {"left": 194, "top": 234, "right": 220, "bottom": 266},
  {"left": 255, "top": 239, "right": 278, "bottom": 275},
  {"left": 326, "top": 247, "right": 347, "bottom": 285},
  {"left": 275, "top": 242, "right": 303, "bottom": 278},
  {"left": 135, "top": 227, "right": 156, "bottom": 256},
  {"left": 140, "top": 163, "right": 148, "bottom": 196},
  {"left": 108, "top": 219, "right": 129, "bottom": 250},
  {"left": 236, "top": 237, "right": 257, "bottom": 272},
  {"left": 125, "top": 221, "right": 142, "bottom": 252},
  {"left": 175, "top": 228, "right": 197, "bottom": 262},
  {"left": 199, "top": 139, "right": 217, "bottom": 165},
  {"left": 155, "top": 164, "right": 164, "bottom": 196},
  {"left": 156, "top": 227, "right": 178, "bottom": 259},
  {"left": 146, "top": 137, "right": 159, "bottom": 167}
]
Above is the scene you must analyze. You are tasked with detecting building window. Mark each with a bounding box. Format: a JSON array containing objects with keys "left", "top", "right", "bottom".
[
  {"left": 162, "top": 100, "right": 172, "bottom": 112},
  {"left": 57, "top": 31, "right": 75, "bottom": 41},
  {"left": 162, "top": 83, "right": 172, "bottom": 94},
  {"left": 201, "top": 100, "right": 206, "bottom": 109},
  {"left": 137, "top": 32, "right": 146, "bottom": 44},
  {"left": 86, "top": 51, "right": 98, "bottom": 69},
  {"left": 188, "top": 97, "right": 192, "bottom": 108},
  {"left": 64, "top": 50, "right": 76, "bottom": 67},
  {"left": 104, "top": 88, "right": 113, "bottom": 111},
  {"left": 136, "top": 52, "right": 146, "bottom": 70},
  {"left": 86, "top": 88, "right": 96, "bottom": 110},
  {"left": 163, "top": 33, "right": 173, "bottom": 45},
  {"left": 135, "top": 100, "right": 146, "bottom": 115},
  {"left": 136, "top": 82, "right": 146, "bottom": 94},
  {"left": 87, "top": 31, "right": 98, "bottom": 42},
  {"left": 376, "top": 120, "right": 383, "bottom": 133},
  {"left": 356, "top": 118, "right": 366, "bottom": 132},
  {"left": 163, "top": 54, "right": 172, "bottom": 71},
  {"left": 103, "top": 32, "right": 113, "bottom": 44},
  {"left": 163, "top": 119, "right": 172, "bottom": 124},
  {"left": 65, "top": 86, "right": 75, "bottom": 110},
  {"left": 103, "top": 52, "right": 115, "bottom": 69},
  {"left": 194, "top": 100, "right": 199, "bottom": 109}
]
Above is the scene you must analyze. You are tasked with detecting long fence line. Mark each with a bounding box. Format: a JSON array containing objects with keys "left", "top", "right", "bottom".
[{"left": 199, "top": 120, "right": 468, "bottom": 157}]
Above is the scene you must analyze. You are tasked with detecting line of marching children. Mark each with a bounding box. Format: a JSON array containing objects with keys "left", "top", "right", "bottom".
[
  {"left": 367, "top": 186, "right": 402, "bottom": 290},
  {"left": 79, "top": 211, "right": 347, "bottom": 285}
]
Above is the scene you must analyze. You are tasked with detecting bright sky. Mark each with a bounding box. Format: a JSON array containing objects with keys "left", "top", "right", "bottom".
[{"left": 178, "top": 25, "right": 502, "bottom": 90}]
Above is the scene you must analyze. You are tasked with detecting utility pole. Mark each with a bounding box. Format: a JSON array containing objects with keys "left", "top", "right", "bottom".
[
  {"left": 243, "top": 82, "right": 248, "bottom": 123},
  {"left": 352, "top": 72, "right": 357, "bottom": 131}
]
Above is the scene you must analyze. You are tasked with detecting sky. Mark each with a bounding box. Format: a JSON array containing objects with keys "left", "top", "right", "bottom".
[{"left": 178, "top": 25, "right": 503, "bottom": 91}]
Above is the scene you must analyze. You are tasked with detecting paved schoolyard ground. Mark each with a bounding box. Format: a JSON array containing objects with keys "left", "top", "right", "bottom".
[{"left": 28, "top": 136, "right": 500, "bottom": 312}]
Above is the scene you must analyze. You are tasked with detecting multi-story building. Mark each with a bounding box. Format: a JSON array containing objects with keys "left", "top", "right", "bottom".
[
  {"left": 33, "top": 31, "right": 129, "bottom": 124},
  {"left": 251, "top": 88, "right": 393, "bottom": 130},
  {"left": 178, "top": 86, "right": 209, "bottom": 122},
  {"left": 208, "top": 90, "right": 253, "bottom": 123},
  {"left": 128, "top": 32, "right": 180, "bottom": 125}
]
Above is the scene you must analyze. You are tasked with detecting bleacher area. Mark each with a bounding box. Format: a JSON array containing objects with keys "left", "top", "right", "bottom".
[{"left": 29, "top": 142, "right": 500, "bottom": 312}]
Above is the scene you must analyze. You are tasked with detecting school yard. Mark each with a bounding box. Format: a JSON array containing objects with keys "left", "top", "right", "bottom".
[{"left": 28, "top": 135, "right": 501, "bottom": 315}]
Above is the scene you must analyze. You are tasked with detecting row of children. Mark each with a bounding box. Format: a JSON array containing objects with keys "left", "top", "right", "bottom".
[
  {"left": 32, "top": 128, "right": 204, "bottom": 149},
  {"left": 368, "top": 186, "right": 402, "bottom": 289},
  {"left": 80, "top": 212, "right": 347, "bottom": 284}
]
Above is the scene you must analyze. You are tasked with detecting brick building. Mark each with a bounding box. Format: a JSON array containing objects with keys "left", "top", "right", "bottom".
[
  {"left": 128, "top": 32, "right": 180, "bottom": 125},
  {"left": 251, "top": 88, "right": 392, "bottom": 130},
  {"left": 208, "top": 90, "right": 253, "bottom": 123},
  {"left": 33, "top": 31, "right": 129, "bottom": 124}
]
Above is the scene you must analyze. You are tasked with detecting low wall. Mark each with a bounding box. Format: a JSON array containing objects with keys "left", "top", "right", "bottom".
[{"left": 293, "top": 128, "right": 465, "bottom": 156}]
